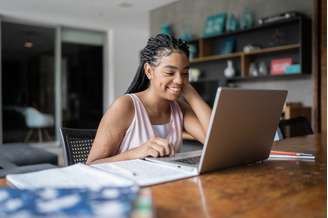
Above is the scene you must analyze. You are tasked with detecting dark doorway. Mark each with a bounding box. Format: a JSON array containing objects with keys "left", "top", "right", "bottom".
[
  {"left": 1, "top": 22, "right": 55, "bottom": 143},
  {"left": 61, "top": 43, "right": 103, "bottom": 129}
]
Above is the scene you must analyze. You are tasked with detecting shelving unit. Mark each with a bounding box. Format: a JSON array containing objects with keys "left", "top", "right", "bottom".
[
  {"left": 226, "top": 73, "right": 311, "bottom": 82},
  {"left": 187, "top": 15, "right": 311, "bottom": 106},
  {"left": 191, "top": 43, "right": 301, "bottom": 77}
]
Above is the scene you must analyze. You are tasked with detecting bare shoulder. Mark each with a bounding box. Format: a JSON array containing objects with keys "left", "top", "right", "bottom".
[
  {"left": 103, "top": 95, "right": 134, "bottom": 128},
  {"left": 111, "top": 95, "right": 134, "bottom": 111}
]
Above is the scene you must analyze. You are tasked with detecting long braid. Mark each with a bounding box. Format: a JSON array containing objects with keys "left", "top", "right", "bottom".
[{"left": 126, "top": 34, "right": 189, "bottom": 94}]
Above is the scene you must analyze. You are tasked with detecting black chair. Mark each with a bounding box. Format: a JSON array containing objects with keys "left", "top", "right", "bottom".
[
  {"left": 278, "top": 116, "right": 313, "bottom": 139},
  {"left": 59, "top": 128, "right": 97, "bottom": 166}
]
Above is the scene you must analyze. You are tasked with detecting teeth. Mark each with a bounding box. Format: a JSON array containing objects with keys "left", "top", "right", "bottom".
[{"left": 169, "top": 87, "right": 181, "bottom": 93}]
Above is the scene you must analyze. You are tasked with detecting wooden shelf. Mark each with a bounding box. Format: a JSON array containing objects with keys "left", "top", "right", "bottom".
[
  {"left": 226, "top": 73, "right": 311, "bottom": 82},
  {"left": 190, "top": 52, "right": 242, "bottom": 63},
  {"left": 190, "top": 44, "right": 301, "bottom": 64},
  {"left": 243, "top": 44, "right": 300, "bottom": 56}
]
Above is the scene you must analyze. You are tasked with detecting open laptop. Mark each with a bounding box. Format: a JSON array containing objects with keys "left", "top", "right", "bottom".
[{"left": 146, "top": 87, "right": 287, "bottom": 174}]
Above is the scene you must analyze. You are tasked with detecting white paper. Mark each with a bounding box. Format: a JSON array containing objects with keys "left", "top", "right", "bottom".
[
  {"left": 6, "top": 163, "right": 135, "bottom": 189},
  {"left": 94, "top": 159, "right": 198, "bottom": 186}
]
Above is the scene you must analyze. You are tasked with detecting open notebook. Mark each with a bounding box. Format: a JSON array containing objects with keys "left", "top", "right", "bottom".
[{"left": 6, "top": 160, "right": 197, "bottom": 188}]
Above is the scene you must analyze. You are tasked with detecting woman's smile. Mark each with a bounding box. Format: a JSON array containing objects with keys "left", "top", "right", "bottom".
[{"left": 167, "top": 86, "right": 183, "bottom": 95}]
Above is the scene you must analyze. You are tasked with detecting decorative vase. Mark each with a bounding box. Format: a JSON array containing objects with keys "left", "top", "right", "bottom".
[
  {"left": 258, "top": 61, "right": 268, "bottom": 76},
  {"left": 249, "top": 63, "right": 258, "bottom": 77},
  {"left": 224, "top": 60, "right": 235, "bottom": 78}
]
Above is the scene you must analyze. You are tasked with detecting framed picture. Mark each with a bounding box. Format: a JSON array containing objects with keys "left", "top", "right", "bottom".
[
  {"left": 270, "top": 58, "right": 292, "bottom": 75},
  {"left": 203, "top": 13, "right": 226, "bottom": 37}
]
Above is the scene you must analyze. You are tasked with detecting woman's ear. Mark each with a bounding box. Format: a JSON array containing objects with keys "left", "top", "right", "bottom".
[{"left": 144, "top": 63, "right": 153, "bottom": 80}]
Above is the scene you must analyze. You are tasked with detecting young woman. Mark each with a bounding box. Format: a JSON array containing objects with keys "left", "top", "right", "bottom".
[{"left": 86, "top": 34, "right": 211, "bottom": 164}]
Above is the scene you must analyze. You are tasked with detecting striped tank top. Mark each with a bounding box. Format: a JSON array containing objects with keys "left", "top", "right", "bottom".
[{"left": 118, "top": 94, "right": 183, "bottom": 153}]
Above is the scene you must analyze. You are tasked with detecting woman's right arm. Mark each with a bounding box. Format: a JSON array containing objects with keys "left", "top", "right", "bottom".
[{"left": 86, "top": 96, "right": 174, "bottom": 165}]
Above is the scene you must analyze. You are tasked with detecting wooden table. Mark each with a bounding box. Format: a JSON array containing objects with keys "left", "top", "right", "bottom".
[
  {"left": 0, "top": 134, "right": 326, "bottom": 217},
  {"left": 150, "top": 134, "right": 326, "bottom": 218}
]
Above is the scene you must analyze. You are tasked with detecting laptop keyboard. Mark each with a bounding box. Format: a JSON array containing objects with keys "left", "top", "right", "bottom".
[{"left": 175, "top": 156, "right": 201, "bottom": 165}]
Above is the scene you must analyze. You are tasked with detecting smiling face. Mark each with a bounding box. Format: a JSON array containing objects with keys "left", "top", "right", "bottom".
[{"left": 145, "top": 51, "right": 190, "bottom": 101}]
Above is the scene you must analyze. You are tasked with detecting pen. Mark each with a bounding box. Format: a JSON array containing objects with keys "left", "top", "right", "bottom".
[{"left": 270, "top": 150, "right": 314, "bottom": 156}]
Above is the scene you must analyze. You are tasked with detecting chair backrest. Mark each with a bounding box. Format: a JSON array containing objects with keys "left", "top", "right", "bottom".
[
  {"left": 24, "top": 107, "right": 54, "bottom": 128},
  {"left": 59, "top": 128, "right": 97, "bottom": 166},
  {"left": 278, "top": 116, "right": 313, "bottom": 139}
]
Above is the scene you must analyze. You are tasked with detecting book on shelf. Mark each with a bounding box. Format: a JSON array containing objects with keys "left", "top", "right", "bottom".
[{"left": 270, "top": 58, "right": 292, "bottom": 75}]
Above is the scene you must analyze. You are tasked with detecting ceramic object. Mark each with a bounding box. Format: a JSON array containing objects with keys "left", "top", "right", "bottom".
[
  {"left": 226, "top": 13, "right": 239, "bottom": 32},
  {"left": 224, "top": 60, "right": 235, "bottom": 78},
  {"left": 189, "top": 68, "right": 201, "bottom": 81},
  {"left": 249, "top": 63, "right": 258, "bottom": 77},
  {"left": 240, "top": 9, "right": 255, "bottom": 29},
  {"left": 258, "top": 61, "right": 268, "bottom": 76},
  {"left": 243, "top": 44, "right": 261, "bottom": 53},
  {"left": 188, "top": 44, "right": 197, "bottom": 60}
]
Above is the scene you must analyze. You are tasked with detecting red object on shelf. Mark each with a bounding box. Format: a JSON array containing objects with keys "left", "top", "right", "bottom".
[{"left": 270, "top": 58, "right": 292, "bottom": 75}]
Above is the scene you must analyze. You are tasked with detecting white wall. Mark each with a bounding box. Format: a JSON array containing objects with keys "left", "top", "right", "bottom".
[
  {"left": 0, "top": 3, "right": 150, "bottom": 110},
  {"left": 112, "top": 27, "right": 149, "bottom": 101},
  {"left": 105, "top": 21, "right": 149, "bottom": 110}
]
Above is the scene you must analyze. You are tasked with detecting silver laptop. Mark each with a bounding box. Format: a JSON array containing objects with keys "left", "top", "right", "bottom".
[{"left": 147, "top": 87, "right": 287, "bottom": 174}]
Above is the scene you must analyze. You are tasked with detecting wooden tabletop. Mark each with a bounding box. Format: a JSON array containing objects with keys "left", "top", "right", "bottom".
[
  {"left": 0, "top": 134, "right": 326, "bottom": 217},
  {"left": 150, "top": 134, "right": 326, "bottom": 218}
]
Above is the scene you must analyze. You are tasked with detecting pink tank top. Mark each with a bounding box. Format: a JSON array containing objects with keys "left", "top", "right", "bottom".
[{"left": 118, "top": 94, "right": 183, "bottom": 153}]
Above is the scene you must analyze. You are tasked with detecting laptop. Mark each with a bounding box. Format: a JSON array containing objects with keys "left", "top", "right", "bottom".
[{"left": 146, "top": 87, "right": 287, "bottom": 174}]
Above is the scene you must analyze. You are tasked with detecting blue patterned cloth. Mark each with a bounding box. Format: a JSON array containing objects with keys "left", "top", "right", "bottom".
[{"left": 0, "top": 186, "right": 139, "bottom": 218}]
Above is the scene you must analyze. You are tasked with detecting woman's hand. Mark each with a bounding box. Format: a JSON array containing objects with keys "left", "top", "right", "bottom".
[{"left": 129, "top": 137, "right": 175, "bottom": 159}]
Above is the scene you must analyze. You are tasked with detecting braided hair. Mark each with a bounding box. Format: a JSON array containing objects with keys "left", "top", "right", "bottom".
[{"left": 126, "top": 34, "right": 189, "bottom": 94}]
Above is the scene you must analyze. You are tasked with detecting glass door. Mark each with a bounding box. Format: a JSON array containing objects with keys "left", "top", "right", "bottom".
[
  {"left": 0, "top": 22, "right": 106, "bottom": 143},
  {"left": 61, "top": 28, "right": 104, "bottom": 129},
  {"left": 1, "top": 21, "right": 56, "bottom": 143}
]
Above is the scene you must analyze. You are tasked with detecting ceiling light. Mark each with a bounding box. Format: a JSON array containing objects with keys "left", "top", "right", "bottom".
[
  {"left": 118, "top": 2, "right": 133, "bottom": 8},
  {"left": 24, "top": 41, "right": 33, "bottom": 48}
]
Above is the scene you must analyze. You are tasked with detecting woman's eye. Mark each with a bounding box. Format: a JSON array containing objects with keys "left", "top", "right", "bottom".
[{"left": 164, "top": 71, "right": 175, "bottom": 76}]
